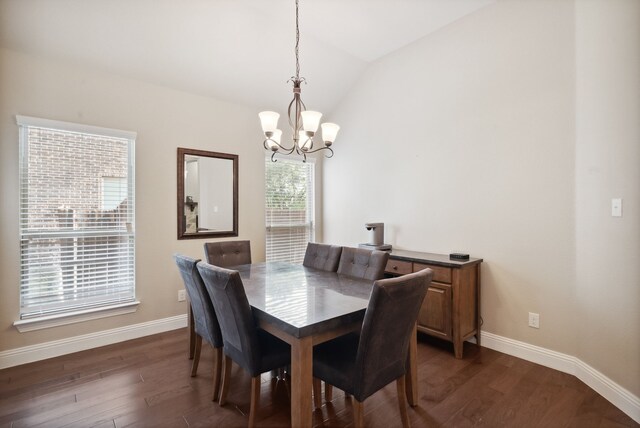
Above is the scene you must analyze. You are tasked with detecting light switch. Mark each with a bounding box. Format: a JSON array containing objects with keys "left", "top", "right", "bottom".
[{"left": 612, "top": 198, "right": 622, "bottom": 217}]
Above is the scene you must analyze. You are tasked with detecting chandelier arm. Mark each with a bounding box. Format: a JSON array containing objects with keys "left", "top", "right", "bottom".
[
  {"left": 270, "top": 152, "right": 278, "bottom": 162},
  {"left": 301, "top": 145, "right": 334, "bottom": 158},
  {"left": 264, "top": 138, "right": 295, "bottom": 152}
]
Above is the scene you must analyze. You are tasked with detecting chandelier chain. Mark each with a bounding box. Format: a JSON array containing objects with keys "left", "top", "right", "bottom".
[{"left": 295, "top": 0, "right": 300, "bottom": 79}]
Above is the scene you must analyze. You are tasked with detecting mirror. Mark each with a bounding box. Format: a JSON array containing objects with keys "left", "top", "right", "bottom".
[{"left": 177, "top": 147, "right": 238, "bottom": 239}]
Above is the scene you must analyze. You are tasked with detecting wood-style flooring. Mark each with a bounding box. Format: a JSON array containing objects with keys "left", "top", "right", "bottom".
[{"left": 0, "top": 329, "right": 637, "bottom": 427}]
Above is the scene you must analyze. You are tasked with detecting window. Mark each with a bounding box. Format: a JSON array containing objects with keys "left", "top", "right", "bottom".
[
  {"left": 17, "top": 116, "right": 136, "bottom": 323},
  {"left": 265, "top": 157, "right": 315, "bottom": 263},
  {"left": 101, "top": 177, "right": 128, "bottom": 210}
]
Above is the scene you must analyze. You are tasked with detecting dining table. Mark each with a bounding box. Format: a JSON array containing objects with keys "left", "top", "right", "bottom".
[{"left": 227, "top": 261, "right": 420, "bottom": 428}]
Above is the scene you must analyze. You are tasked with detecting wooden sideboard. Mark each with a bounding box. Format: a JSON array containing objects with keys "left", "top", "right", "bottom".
[{"left": 385, "top": 249, "right": 483, "bottom": 359}]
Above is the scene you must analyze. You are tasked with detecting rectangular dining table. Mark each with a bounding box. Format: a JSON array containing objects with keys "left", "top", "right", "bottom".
[{"left": 229, "top": 261, "right": 419, "bottom": 428}]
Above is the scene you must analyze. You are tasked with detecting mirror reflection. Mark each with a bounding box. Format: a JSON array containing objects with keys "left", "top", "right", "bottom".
[{"left": 177, "top": 148, "right": 238, "bottom": 239}]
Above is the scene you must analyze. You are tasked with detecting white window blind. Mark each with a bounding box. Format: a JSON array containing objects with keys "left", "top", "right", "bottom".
[
  {"left": 17, "top": 116, "right": 136, "bottom": 320},
  {"left": 265, "top": 157, "right": 315, "bottom": 263}
]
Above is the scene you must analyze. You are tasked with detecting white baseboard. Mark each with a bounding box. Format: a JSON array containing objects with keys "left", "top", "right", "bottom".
[
  {"left": 481, "top": 331, "right": 640, "bottom": 424},
  {"left": 0, "top": 314, "right": 187, "bottom": 370}
]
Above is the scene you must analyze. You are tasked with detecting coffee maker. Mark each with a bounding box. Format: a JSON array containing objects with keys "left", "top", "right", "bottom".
[{"left": 358, "top": 222, "right": 392, "bottom": 251}]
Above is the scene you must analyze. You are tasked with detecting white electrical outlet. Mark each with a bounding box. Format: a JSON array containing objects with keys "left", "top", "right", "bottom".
[
  {"left": 612, "top": 198, "right": 622, "bottom": 217},
  {"left": 178, "top": 289, "right": 186, "bottom": 302},
  {"left": 528, "top": 312, "right": 540, "bottom": 329}
]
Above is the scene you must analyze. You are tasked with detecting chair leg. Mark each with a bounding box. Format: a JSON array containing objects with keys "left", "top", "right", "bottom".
[
  {"left": 190, "top": 335, "right": 202, "bottom": 377},
  {"left": 188, "top": 305, "right": 196, "bottom": 359},
  {"left": 249, "top": 375, "right": 261, "bottom": 428},
  {"left": 218, "top": 355, "right": 233, "bottom": 406},
  {"left": 325, "top": 383, "right": 333, "bottom": 402},
  {"left": 312, "top": 378, "right": 322, "bottom": 409},
  {"left": 396, "top": 375, "right": 410, "bottom": 428},
  {"left": 353, "top": 398, "right": 365, "bottom": 428},
  {"left": 212, "top": 347, "right": 223, "bottom": 401}
]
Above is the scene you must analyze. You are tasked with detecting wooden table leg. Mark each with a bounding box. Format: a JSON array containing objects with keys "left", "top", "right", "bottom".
[
  {"left": 188, "top": 304, "right": 196, "bottom": 359},
  {"left": 405, "top": 323, "right": 418, "bottom": 406},
  {"left": 290, "top": 336, "right": 313, "bottom": 428}
]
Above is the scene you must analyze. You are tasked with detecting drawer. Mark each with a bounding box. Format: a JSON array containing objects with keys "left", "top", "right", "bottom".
[
  {"left": 413, "top": 262, "right": 452, "bottom": 284},
  {"left": 385, "top": 259, "right": 412, "bottom": 275}
]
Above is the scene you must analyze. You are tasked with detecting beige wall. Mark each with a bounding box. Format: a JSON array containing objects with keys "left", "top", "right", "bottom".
[
  {"left": 575, "top": 0, "right": 640, "bottom": 396},
  {"left": 323, "top": 0, "right": 638, "bottom": 398},
  {"left": 0, "top": 48, "right": 266, "bottom": 350}
]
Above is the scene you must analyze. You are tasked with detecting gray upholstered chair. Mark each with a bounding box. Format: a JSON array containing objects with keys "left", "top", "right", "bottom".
[
  {"left": 174, "top": 254, "right": 224, "bottom": 401},
  {"left": 187, "top": 240, "right": 251, "bottom": 361},
  {"left": 337, "top": 246, "right": 389, "bottom": 281},
  {"left": 312, "top": 269, "right": 433, "bottom": 428},
  {"left": 196, "top": 262, "right": 291, "bottom": 428},
  {"left": 303, "top": 242, "right": 342, "bottom": 271},
  {"left": 318, "top": 246, "right": 390, "bottom": 402},
  {"left": 204, "top": 240, "right": 252, "bottom": 267}
]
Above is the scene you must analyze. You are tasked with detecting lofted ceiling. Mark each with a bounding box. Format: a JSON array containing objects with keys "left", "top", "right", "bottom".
[{"left": 0, "top": 0, "right": 494, "bottom": 115}]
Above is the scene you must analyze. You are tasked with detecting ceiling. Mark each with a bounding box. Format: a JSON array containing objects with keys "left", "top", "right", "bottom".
[{"left": 0, "top": 0, "right": 494, "bottom": 115}]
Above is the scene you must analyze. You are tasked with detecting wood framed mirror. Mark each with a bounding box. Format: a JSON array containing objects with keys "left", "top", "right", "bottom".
[{"left": 177, "top": 147, "right": 238, "bottom": 239}]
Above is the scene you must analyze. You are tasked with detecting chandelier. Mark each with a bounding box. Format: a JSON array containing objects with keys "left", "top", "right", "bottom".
[{"left": 259, "top": 0, "right": 339, "bottom": 163}]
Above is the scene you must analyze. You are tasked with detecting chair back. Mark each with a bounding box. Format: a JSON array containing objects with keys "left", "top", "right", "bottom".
[
  {"left": 303, "top": 243, "right": 343, "bottom": 272},
  {"left": 204, "top": 240, "right": 252, "bottom": 267},
  {"left": 173, "top": 254, "right": 223, "bottom": 348},
  {"left": 196, "top": 262, "right": 261, "bottom": 375},
  {"left": 353, "top": 268, "right": 433, "bottom": 401},
  {"left": 337, "top": 247, "right": 389, "bottom": 281}
]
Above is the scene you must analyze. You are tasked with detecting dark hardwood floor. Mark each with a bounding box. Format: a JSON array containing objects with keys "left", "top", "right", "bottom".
[{"left": 0, "top": 329, "right": 636, "bottom": 427}]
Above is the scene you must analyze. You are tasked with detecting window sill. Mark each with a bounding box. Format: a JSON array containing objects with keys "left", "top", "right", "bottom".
[{"left": 13, "top": 301, "right": 141, "bottom": 333}]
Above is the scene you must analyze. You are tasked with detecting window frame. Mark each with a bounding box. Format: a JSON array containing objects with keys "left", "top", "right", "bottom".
[{"left": 14, "top": 115, "right": 138, "bottom": 331}]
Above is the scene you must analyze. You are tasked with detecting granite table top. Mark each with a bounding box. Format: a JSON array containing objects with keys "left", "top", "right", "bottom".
[{"left": 232, "top": 262, "right": 374, "bottom": 339}]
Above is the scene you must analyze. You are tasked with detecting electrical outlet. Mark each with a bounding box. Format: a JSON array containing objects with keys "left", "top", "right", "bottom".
[
  {"left": 528, "top": 312, "right": 540, "bottom": 329},
  {"left": 612, "top": 198, "right": 622, "bottom": 217},
  {"left": 178, "top": 289, "right": 186, "bottom": 302}
]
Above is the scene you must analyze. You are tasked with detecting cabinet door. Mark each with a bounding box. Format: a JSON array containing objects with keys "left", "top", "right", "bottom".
[{"left": 417, "top": 282, "right": 452, "bottom": 341}]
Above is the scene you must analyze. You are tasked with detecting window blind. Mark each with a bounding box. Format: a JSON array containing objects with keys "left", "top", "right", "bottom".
[
  {"left": 17, "top": 116, "right": 136, "bottom": 320},
  {"left": 265, "top": 157, "right": 315, "bottom": 263}
]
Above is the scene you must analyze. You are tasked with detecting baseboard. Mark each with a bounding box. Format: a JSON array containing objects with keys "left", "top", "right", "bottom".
[
  {"left": 481, "top": 331, "right": 640, "bottom": 424},
  {"left": 0, "top": 314, "right": 188, "bottom": 370}
]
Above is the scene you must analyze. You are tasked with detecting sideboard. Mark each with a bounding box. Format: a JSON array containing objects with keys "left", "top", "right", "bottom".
[{"left": 385, "top": 249, "right": 483, "bottom": 359}]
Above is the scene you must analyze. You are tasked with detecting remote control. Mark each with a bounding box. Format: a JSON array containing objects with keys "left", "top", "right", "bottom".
[{"left": 449, "top": 253, "right": 470, "bottom": 260}]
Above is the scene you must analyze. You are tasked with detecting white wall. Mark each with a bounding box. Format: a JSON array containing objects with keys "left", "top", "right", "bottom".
[
  {"left": 324, "top": 0, "right": 637, "bottom": 399},
  {"left": 0, "top": 48, "right": 265, "bottom": 350},
  {"left": 575, "top": 0, "right": 640, "bottom": 397}
]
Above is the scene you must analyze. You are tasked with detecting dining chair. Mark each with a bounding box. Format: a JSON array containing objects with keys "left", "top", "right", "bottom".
[
  {"left": 302, "top": 242, "right": 342, "bottom": 271},
  {"left": 196, "top": 262, "right": 291, "bottom": 428},
  {"left": 316, "top": 246, "right": 391, "bottom": 402},
  {"left": 312, "top": 268, "right": 433, "bottom": 428},
  {"left": 337, "top": 246, "right": 389, "bottom": 281},
  {"left": 173, "top": 254, "right": 224, "bottom": 401},
  {"left": 204, "top": 240, "right": 252, "bottom": 267},
  {"left": 187, "top": 240, "right": 251, "bottom": 362}
]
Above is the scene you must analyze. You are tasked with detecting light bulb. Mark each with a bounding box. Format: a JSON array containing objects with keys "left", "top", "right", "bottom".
[
  {"left": 321, "top": 123, "right": 340, "bottom": 145},
  {"left": 300, "top": 111, "right": 322, "bottom": 133},
  {"left": 298, "top": 130, "right": 313, "bottom": 151},
  {"left": 267, "top": 129, "right": 282, "bottom": 150},
  {"left": 259, "top": 111, "right": 279, "bottom": 134}
]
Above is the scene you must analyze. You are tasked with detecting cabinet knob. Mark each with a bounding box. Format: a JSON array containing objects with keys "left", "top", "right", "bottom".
[{"left": 392, "top": 265, "right": 398, "bottom": 270}]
